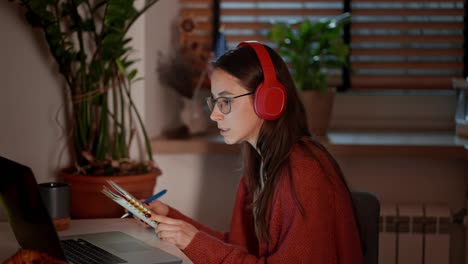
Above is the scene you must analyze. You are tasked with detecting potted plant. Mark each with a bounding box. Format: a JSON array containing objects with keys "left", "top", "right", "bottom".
[
  {"left": 10, "top": 0, "right": 162, "bottom": 218},
  {"left": 266, "top": 13, "right": 351, "bottom": 135}
]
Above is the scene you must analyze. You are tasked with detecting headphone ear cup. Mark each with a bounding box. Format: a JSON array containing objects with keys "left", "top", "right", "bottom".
[
  {"left": 237, "top": 41, "right": 287, "bottom": 120},
  {"left": 254, "top": 83, "right": 286, "bottom": 120}
]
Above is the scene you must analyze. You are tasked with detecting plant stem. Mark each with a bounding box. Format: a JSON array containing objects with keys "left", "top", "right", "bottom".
[{"left": 122, "top": 83, "right": 153, "bottom": 161}]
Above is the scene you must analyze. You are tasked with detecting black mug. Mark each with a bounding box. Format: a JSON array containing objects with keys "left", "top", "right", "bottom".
[{"left": 38, "top": 182, "right": 70, "bottom": 231}]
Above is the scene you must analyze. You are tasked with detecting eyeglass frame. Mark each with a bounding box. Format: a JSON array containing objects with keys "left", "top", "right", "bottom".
[{"left": 206, "top": 92, "right": 254, "bottom": 115}]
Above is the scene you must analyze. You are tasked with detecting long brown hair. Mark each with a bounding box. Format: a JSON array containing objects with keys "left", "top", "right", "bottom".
[{"left": 213, "top": 43, "right": 359, "bottom": 243}]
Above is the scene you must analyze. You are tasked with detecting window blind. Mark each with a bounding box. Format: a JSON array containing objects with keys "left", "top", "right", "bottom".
[
  {"left": 180, "top": 0, "right": 465, "bottom": 90},
  {"left": 350, "top": 0, "right": 464, "bottom": 90}
]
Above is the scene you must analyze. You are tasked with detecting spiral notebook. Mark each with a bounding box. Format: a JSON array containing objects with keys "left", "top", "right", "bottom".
[{"left": 102, "top": 180, "right": 159, "bottom": 228}]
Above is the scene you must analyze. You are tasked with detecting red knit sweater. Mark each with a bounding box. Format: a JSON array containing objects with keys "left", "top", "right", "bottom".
[{"left": 168, "top": 140, "right": 363, "bottom": 263}]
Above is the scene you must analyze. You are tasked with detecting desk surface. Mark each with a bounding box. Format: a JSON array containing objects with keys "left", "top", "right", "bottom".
[{"left": 0, "top": 219, "right": 192, "bottom": 264}]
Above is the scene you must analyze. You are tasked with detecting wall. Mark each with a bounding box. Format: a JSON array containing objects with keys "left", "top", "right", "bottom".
[
  {"left": 155, "top": 154, "right": 242, "bottom": 231},
  {"left": 0, "top": 2, "right": 70, "bottom": 182}
]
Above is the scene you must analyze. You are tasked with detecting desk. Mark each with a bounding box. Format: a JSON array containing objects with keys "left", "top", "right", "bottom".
[{"left": 0, "top": 219, "right": 192, "bottom": 264}]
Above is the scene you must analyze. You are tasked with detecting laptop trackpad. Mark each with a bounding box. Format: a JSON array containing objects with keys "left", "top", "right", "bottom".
[{"left": 104, "top": 241, "right": 150, "bottom": 253}]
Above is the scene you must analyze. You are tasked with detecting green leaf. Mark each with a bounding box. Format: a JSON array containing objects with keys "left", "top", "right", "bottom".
[
  {"left": 127, "top": 69, "right": 137, "bottom": 81},
  {"left": 115, "top": 59, "right": 126, "bottom": 75}
]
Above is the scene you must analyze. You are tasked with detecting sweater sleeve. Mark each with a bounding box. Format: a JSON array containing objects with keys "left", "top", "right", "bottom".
[
  {"left": 183, "top": 231, "right": 263, "bottom": 263},
  {"left": 181, "top": 152, "right": 363, "bottom": 264}
]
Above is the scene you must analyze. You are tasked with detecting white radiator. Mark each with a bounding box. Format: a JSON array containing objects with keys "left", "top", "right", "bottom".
[{"left": 379, "top": 204, "right": 451, "bottom": 264}]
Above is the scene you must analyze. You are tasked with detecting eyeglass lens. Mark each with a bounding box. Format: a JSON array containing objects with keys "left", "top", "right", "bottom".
[
  {"left": 206, "top": 97, "right": 231, "bottom": 114},
  {"left": 206, "top": 92, "right": 254, "bottom": 115}
]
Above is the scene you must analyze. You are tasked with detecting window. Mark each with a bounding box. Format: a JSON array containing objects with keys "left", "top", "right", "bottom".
[
  {"left": 179, "top": 0, "right": 464, "bottom": 91},
  {"left": 350, "top": 0, "right": 463, "bottom": 90}
]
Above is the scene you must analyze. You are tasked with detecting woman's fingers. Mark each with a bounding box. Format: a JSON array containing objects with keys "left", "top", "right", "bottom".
[
  {"left": 150, "top": 214, "right": 179, "bottom": 225},
  {"left": 158, "top": 233, "right": 177, "bottom": 245},
  {"left": 148, "top": 215, "right": 198, "bottom": 250},
  {"left": 157, "top": 228, "right": 196, "bottom": 250},
  {"left": 156, "top": 223, "right": 183, "bottom": 232},
  {"left": 131, "top": 200, "right": 167, "bottom": 229},
  {"left": 146, "top": 200, "right": 169, "bottom": 216}
]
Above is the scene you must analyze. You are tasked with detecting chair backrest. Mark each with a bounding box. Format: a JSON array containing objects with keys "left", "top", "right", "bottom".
[{"left": 351, "top": 191, "right": 380, "bottom": 264}]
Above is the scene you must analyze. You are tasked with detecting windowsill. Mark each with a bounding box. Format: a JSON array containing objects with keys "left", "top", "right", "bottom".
[{"left": 151, "top": 130, "right": 468, "bottom": 159}]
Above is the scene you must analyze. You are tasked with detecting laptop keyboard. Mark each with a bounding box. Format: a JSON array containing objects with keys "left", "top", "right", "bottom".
[{"left": 61, "top": 239, "right": 128, "bottom": 264}]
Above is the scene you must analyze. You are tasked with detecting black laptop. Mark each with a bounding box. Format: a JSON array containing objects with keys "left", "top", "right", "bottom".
[{"left": 0, "top": 155, "right": 182, "bottom": 264}]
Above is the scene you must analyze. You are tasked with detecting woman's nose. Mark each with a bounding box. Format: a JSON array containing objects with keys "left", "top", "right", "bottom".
[{"left": 210, "top": 106, "right": 223, "bottom": 121}]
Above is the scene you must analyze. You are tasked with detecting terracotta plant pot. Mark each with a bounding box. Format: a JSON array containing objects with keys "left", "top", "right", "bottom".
[
  {"left": 61, "top": 168, "right": 161, "bottom": 219},
  {"left": 300, "top": 89, "right": 335, "bottom": 136}
]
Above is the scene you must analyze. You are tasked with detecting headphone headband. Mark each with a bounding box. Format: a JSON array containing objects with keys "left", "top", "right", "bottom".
[{"left": 237, "top": 41, "right": 277, "bottom": 87}]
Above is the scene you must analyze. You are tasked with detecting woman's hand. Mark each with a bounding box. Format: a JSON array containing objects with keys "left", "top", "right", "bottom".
[
  {"left": 145, "top": 200, "right": 169, "bottom": 216},
  {"left": 150, "top": 214, "right": 198, "bottom": 250},
  {"left": 133, "top": 200, "right": 169, "bottom": 228}
]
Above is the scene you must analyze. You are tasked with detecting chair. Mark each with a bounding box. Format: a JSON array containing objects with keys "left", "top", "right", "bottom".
[{"left": 351, "top": 191, "right": 381, "bottom": 264}]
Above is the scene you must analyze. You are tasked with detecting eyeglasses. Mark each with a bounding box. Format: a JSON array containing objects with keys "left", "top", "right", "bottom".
[{"left": 206, "top": 92, "right": 254, "bottom": 115}]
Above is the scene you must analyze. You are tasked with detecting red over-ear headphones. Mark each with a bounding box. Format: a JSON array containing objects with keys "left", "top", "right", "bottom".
[{"left": 236, "top": 41, "right": 286, "bottom": 120}]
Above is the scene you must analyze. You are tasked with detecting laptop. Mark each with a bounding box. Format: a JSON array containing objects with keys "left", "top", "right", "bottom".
[{"left": 0, "top": 155, "right": 182, "bottom": 264}]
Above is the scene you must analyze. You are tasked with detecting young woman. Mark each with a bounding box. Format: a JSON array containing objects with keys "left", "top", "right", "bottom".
[{"left": 139, "top": 41, "right": 363, "bottom": 263}]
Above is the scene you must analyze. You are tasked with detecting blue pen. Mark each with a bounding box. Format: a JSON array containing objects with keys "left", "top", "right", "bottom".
[{"left": 120, "top": 189, "right": 167, "bottom": 218}]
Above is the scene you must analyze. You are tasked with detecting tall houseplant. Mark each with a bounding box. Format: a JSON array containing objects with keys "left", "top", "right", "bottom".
[
  {"left": 266, "top": 13, "right": 351, "bottom": 135},
  {"left": 10, "top": 0, "right": 162, "bottom": 217}
]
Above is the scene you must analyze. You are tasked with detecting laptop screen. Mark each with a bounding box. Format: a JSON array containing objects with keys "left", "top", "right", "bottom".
[{"left": 0, "top": 156, "right": 67, "bottom": 261}]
